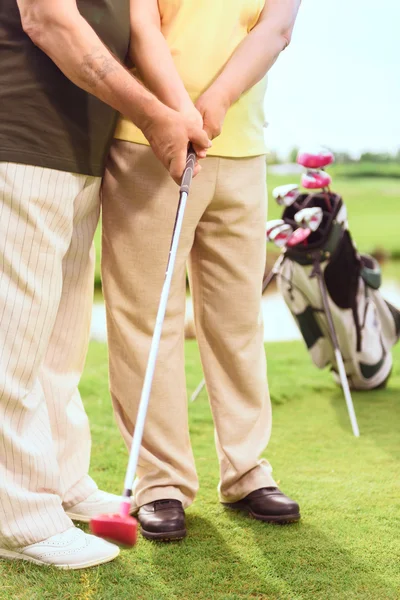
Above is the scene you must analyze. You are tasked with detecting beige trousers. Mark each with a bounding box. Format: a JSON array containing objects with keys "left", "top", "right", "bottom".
[
  {"left": 0, "top": 163, "right": 100, "bottom": 548},
  {"left": 102, "top": 142, "right": 276, "bottom": 508}
]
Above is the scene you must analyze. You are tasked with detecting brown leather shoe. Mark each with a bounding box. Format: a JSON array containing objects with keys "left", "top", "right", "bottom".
[
  {"left": 222, "top": 487, "right": 300, "bottom": 524},
  {"left": 138, "top": 499, "right": 186, "bottom": 541}
]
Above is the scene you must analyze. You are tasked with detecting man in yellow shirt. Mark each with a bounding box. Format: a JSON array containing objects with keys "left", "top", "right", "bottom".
[{"left": 102, "top": 0, "right": 301, "bottom": 541}]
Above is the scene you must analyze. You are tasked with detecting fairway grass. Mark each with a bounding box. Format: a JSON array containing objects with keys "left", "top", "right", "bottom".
[{"left": 1, "top": 340, "right": 399, "bottom": 600}]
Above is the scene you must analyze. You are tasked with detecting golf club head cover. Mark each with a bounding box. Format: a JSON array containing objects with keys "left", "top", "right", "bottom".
[{"left": 297, "top": 148, "right": 334, "bottom": 169}]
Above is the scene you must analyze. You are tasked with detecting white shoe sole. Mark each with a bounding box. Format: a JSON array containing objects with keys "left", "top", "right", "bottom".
[{"left": 0, "top": 546, "right": 120, "bottom": 570}]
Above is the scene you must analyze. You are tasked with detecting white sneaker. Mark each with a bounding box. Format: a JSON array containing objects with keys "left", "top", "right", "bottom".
[
  {"left": 65, "top": 489, "right": 136, "bottom": 523},
  {"left": 0, "top": 527, "right": 119, "bottom": 569}
]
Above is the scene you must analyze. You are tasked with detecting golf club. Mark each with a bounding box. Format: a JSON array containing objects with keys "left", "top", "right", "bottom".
[
  {"left": 294, "top": 207, "right": 323, "bottom": 232},
  {"left": 286, "top": 227, "right": 312, "bottom": 247},
  {"left": 269, "top": 223, "right": 293, "bottom": 248},
  {"left": 297, "top": 147, "right": 334, "bottom": 170},
  {"left": 273, "top": 183, "right": 300, "bottom": 207},
  {"left": 311, "top": 257, "right": 360, "bottom": 437},
  {"left": 90, "top": 146, "right": 197, "bottom": 546},
  {"left": 301, "top": 169, "right": 332, "bottom": 190},
  {"left": 266, "top": 219, "right": 285, "bottom": 239}
]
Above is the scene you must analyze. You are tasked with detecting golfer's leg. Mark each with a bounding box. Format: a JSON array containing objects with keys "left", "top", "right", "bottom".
[
  {"left": 102, "top": 143, "right": 212, "bottom": 508},
  {"left": 39, "top": 177, "right": 101, "bottom": 508},
  {"left": 188, "top": 155, "right": 277, "bottom": 503},
  {"left": 0, "top": 163, "right": 79, "bottom": 547}
]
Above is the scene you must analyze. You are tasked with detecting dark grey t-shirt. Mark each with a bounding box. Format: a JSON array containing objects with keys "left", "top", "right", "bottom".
[{"left": 0, "top": 1, "right": 130, "bottom": 176}]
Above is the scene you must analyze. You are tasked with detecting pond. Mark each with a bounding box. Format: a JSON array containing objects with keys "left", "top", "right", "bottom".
[{"left": 90, "top": 272, "right": 400, "bottom": 344}]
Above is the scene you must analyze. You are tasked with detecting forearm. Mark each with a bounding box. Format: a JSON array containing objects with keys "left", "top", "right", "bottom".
[
  {"left": 209, "top": 25, "right": 286, "bottom": 106},
  {"left": 207, "top": 0, "right": 301, "bottom": 108},
  {"left": 130, "top": 25, "right": 193, "bottom": 112},
  {"left": 19, "top": 5, "right": 164, "bottom": 131}
]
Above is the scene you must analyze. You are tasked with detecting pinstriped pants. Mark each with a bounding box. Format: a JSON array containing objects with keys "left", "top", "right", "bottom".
[{"left": 0, "top": 163, "right": 100, "bottom": 548}]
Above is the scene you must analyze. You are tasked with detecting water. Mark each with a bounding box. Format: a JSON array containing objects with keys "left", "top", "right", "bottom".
[{"left": 90, "top": 280, "right": 400, "bottom": 344}]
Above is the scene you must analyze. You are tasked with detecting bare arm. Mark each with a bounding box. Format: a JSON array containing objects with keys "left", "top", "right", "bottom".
[
  {"left": 208, "top": 0, "right": 301, "bottom": 107},
  {"left": 129, "top": 0, "right": 193, "bottom": 114},
  {"left": 196, "top": 0, "right": 301, "bottom": 139},
  {"left": 16, "top": 0, "right": 210, "bottom": 182}
]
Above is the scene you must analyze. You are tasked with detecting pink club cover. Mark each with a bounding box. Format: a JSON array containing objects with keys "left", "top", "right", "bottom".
[
  {"left": 287, "top": 227, "right": 311, "bottom": 247},
  {"left": 297, "top": 149, "right": 334, "bottom": 169},
  {"left": 301, "top": 171, "right": 331, "bottom": 189}
]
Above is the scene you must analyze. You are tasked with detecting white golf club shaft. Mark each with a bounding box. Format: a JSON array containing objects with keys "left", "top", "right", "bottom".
[
  {"left": 122, "top": 149, "right": 196, "bottom": 499},
  {"left": 316, "top": 267, "right": 360, "bottom": 437},
  {"left": 334, "top": 348, "right": 360, "bottom": 437},
  {"left": 190, "top": 378, "right": 206, "bottom": 402}
]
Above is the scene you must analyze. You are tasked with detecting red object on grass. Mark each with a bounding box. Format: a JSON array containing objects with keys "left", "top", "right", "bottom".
[{"left": 90, "top": 510, "right": 138, "bottom": 547}]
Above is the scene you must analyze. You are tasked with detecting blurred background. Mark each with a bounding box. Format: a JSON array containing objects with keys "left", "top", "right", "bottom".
[{"left": 266, "top": 0, "right": 400, "bottom": 158}]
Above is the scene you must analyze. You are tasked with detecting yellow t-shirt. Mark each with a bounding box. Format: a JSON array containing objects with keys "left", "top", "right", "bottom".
[{"left": 115, "top": 0, "right": 268, "bottom": 157}]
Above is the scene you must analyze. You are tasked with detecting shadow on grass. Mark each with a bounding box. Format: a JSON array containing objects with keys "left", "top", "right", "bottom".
[
  {"left": 136, "top": 514, "right": 284, "bottom": 600},
  {"left": 220, "top": 509, "right": 398, "bottom": 600}
]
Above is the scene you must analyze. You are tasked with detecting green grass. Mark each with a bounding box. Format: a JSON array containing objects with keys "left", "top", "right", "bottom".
[
  {"left": 2, "top": 340, "right": 399, "bottom": 600},
  {"left": 94, "top": 167, "right": 400, "bottom": 288}
]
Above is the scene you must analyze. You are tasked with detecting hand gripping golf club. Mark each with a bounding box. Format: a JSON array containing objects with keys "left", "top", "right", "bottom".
[
  {"left": 311, "top": 258, "right": 360, "bottom": 437},
  {"left": 90, "top": 147, "right": 197, "bottom": 545}
]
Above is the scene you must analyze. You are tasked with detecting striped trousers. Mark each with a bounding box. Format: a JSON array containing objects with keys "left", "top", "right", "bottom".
[{"left": 0, "top": 163, "right": 100, "bottom": 548}]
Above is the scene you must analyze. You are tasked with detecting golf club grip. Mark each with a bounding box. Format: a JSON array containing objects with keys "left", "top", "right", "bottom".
[{"left": 180, "top": 145, "right": 196, "bottom": 194}]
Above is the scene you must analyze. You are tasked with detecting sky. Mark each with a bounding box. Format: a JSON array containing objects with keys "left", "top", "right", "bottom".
[{"left": 264, "top": 0, "right": 400, "bottom": 158}]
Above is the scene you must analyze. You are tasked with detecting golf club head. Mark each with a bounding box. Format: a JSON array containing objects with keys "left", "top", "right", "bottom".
[
  {"left": 286, "top": 227, "right": 312, "bottom": 247},
  {"left": 294, "top": 207, "right": 323, "bottom": 232},
  {"left": 301, "top": 170, "right": 332, "bottom": 190},
  {"left": 297, "top": 147, "right": 334, "bottom": 169},
  {"left": 272, "top": 184, "right": 299, "bottom": 207},
  {"left": 90, "top": 513, "right": 138, "bottom": 547},
  {"left": 266, "top": 219, "right": 285, "bottom": 240},
  {"left": 269, "top": 223, "right": 293, "bottom": 248}
]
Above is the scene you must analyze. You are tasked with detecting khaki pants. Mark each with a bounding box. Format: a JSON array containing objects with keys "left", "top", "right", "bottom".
[
  {"left": 0, "top": 163, "right": 99, "bottom": 548},
  {"left": 102, "top": 142, "right": 276, "bottom": 508}
]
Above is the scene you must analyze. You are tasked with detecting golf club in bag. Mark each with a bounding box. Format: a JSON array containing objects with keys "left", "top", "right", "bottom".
[{"left": 90, "top": 146, "right": 197, "bottom": 546}]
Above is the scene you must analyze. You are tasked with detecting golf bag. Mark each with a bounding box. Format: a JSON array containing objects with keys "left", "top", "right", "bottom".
[{"left": 277, "top": 191, "right": 400, "bottom": 390}]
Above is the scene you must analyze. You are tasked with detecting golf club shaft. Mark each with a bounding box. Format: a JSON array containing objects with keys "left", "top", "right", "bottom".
[
  {"left": 190, "top": 378, "right": 206, "bottom": 402},
  {"left": 262, "top": 254, "right": 285, "bottom": 292},
  {"left": 315, "top": 265, "right": 360, "bottom": 437},
  {"left": 122, "top": 147, "right": 196, "bottom": 500}
]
